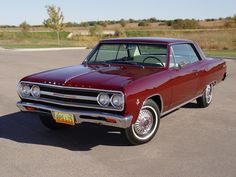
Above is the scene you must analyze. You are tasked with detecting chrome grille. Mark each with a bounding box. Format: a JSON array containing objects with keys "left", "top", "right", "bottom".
[{"left": 19, "top": 82, "right": 124, "bottom": 111}]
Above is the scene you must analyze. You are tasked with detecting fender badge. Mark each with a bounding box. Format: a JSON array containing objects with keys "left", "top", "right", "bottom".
[{"left": 136, "top": 99, "right": 140, "bottom": 105}]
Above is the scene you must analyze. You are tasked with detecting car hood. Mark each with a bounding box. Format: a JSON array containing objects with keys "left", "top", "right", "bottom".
[{"left": 22, "top": 64, "right": 164, "bottom": 90}]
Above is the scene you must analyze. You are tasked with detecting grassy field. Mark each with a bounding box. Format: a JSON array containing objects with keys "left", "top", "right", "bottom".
[
  {"left": 0, "top": 27, "right": 236, "bottom": 58},
  {"left": 204, "top": 50, "right": 236, "bottom": 58},
  {"left": 0, "top": 31, "right": 102, "bottom": 48},
  {"left": 125, "top": 28, "right": 236, "bottom": 58}
]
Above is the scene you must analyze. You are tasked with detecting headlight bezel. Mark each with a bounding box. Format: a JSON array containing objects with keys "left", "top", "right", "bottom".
[
  {"left": 111, "top": 94, "right": 124, "bottom": 109},
  {"left": 97, "top": 92, "right": 124, "bottom": 110},
  {"left": 97, "top": 92, "right": 110, "bottom": 107},
  {"left": 17, "top": 82, "right": 41, "bottom": 99},
  {"left": 31, "top": 85, "right": 41, "bottom": 98},
  {"left": 17, "top": 83, "right": 31, "bottom": 98}
]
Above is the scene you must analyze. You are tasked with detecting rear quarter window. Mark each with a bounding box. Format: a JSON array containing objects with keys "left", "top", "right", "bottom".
[{"left": 172, "top": 44, "right": 200, "bottom": 65}]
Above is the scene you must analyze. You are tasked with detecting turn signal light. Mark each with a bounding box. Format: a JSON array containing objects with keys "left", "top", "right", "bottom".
[
  {"left": 106, "top": 118, "right": 117, "bottom": 123},
  {"left": 25, "top": 106, "right": 36, "bottom": 111}
]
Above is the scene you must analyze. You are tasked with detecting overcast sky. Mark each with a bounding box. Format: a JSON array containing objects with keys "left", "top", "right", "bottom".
[{"left": 0, "top": 0, "right": 235, "bottom": 25}]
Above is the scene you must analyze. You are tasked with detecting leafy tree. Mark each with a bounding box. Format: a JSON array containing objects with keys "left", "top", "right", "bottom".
[
  {"left": 205, "top": 18, "right": 216, "bottom": 22},
  {"left": 233, "top": 14, "right": 236, "bottom": 23},
  {"left": 65, "top": 22, "right": 80, "bottom": 27},
  {"left": 120, "top": 19, "right": 126, "bottom": 27},
  {"left": 19, "top": 21, "right": 30, "bottom": 33},
  {"left": 129, "top": 18, "right": 135, "bottom": 23},
  {"left": 43, "top": 5, "right": 64, "bottom": 45},
  {"left": 166, "top": 20, "right": 173, "bottom": 26},
  {"left": 148, "top": 17, "right": 158, "bottom": 23},
  {"left": 80, "top": 22, "right": 89, "bottom": 28},
  {"left": 171, "top": 19, "right": 199, "bottom": 29},
  {"left": 100, "top": 22, "right": 108, "bottom": 27},
  {"left": 138, "top": 21, "right": 150, "bottom": 27}
]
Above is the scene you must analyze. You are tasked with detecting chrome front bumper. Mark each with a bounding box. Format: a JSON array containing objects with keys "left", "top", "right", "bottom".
[{"left": 16, "top": 101, "right": 133, "bottom": 129}]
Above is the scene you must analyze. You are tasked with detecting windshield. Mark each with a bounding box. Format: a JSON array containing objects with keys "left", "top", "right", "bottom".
[{"left": 87, "top": 43, "right": 168, "bottom": 67}]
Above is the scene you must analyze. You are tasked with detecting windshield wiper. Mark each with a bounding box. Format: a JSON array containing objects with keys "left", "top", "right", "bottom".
[
  {"left": 88, "top": 59, "right": 144, "bottom": 68},
  {"left": 111, "top": 60, "right": 144, "bottom": 68}
]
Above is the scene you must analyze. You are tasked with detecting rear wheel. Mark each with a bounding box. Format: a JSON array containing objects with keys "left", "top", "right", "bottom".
[
  {"left": 124, "top": 99, "right": 160, "bottom": 145},
  {"left": 197, "top": 83, "right": 213, "bottom": 108},
  {"left": 39, "top": 114, "right": 70, "bottom": 130}
]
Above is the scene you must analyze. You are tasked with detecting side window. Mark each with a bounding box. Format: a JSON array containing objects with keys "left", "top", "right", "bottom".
[
  {"left": 96, "top": 44, "right": 119, "bottom": 61},
  {"left": 117, "top": 44, "right": 128, "bottom": 59},
  {"left": 172, "top": 44, "right": 199, "bottom": 66}
]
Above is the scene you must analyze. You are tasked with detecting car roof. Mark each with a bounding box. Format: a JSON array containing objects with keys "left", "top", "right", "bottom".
[{"left": 100, "top": 37, "right": 193, "bottom": 45}]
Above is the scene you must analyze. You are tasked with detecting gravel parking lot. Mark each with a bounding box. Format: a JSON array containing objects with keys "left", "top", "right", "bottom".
[{"left": 0, "top": 49, "right": 236, "bottom": 177}]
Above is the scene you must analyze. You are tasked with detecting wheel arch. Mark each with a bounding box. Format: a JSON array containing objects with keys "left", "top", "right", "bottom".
[{"left": 143, "top": 94, "right": 163, "bottom": 114}]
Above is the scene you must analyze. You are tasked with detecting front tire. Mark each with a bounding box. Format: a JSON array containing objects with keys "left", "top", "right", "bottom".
[
  {"left": 39, "top": 114, "right": 70, "bottom": 130},
  {"left": 125, "top": 99, "right": 160, "bottom": 145},
  {"left": 197, "top": 83, "right": 213, "bottom": 108}
]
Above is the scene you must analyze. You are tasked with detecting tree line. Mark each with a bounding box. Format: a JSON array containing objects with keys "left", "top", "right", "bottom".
[{"left": 1, "top": 5, "right": 235, "bottom": 46}]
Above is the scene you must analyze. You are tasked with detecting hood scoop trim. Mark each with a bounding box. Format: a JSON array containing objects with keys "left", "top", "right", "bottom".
[
  {"left": 63, "top": 71, "right": 93, "bottom": 85},
  {"left": 63, "top": 66, "right": 117, "bottom": 85}
]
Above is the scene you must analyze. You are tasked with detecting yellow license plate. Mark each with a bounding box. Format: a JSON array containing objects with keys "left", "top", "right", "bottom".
[{"left": 53, "top": 112, "right": 75, "bottom": 125}]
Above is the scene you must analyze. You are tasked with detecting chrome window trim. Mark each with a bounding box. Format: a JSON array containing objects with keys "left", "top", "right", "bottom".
[{"left": 18, "top": 81, "right": 125, "bottom": 111}]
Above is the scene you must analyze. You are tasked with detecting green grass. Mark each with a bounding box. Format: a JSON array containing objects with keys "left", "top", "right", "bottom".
[
  {"left": 0, "top": 31, "right": 69, "bottom": 40},
  {"left": 125, "top": 28, "right": 236, "bottom": 51},
  {"left": 1, "top": 30, "right": 236, "bottom": 58},
  {"left": 0, "top": 31, "right": 81, "bottom": 49},
  {"left": 204, "top": 50, "right": 236, "bottom": 58},
  {"left": 0, "top": 32, "right": 101, "bottom": 49},
  {"left": 2, "top": 44, "right": 72, "bottom": 49}
]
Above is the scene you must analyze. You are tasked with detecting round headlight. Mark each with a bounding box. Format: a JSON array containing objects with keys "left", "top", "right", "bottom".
[
  {"left": 31, "top": 85, "right": 40, "bottom": 98},
  {"left": 18, "top": 84, "right": 31, "bottom": 97},
  {"left": 97, "top": 93, "right": 110, "bottom": 107},
  {"left": 111, "top": 94, "right": 124, "bottom": 108}
]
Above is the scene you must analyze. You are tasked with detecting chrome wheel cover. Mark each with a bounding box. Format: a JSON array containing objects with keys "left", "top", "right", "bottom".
[
  {"left": 205, "top": 84, "right": 213, "bottom": 104},
  {"left": 132, "top": 106, "right": 158, "bottom": 140}
]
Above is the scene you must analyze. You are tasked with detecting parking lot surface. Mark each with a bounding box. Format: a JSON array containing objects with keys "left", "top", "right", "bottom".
[{"left": 0, "top": 49, "right": 236, "bottom": 177}]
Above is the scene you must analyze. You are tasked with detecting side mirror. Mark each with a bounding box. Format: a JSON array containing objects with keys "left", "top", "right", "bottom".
[
  {"left": 174, "top": 63, "right": 182, "bottom": 70},
  {"left": 175, "top": 61, "right": 187, "bottom": 69}
]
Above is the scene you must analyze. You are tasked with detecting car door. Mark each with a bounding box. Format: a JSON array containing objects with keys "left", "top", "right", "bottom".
[{"left": 168, "top": 43, "right": 201, "bottom": 109}]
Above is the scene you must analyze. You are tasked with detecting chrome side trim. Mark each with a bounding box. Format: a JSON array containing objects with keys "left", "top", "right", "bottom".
[
  {"left": 161, "top": 94, "right": 202, "bottom": 116},
  {"left": 17, "top": 101, "right": 132, "bottom": 129}
]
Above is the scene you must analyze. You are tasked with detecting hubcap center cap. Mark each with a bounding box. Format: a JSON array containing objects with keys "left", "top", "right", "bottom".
[
  {"left": 143, "top": 119, "right": 150, "bottom": 126},
  {"left": 134, "top": 109, "right": 154, "bottom": 136}
]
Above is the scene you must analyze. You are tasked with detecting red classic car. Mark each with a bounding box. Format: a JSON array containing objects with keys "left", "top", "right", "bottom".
[{"left": 16, "top": 37, "right": 227, "bottom": 145}]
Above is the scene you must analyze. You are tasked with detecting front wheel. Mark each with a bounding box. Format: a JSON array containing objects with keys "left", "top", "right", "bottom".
[
  {"left": 197, "top": 83, "right": 213, "bottom": 108},
  {"left": 124, "top": 99, "right": 160, "bottom": 145}
]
